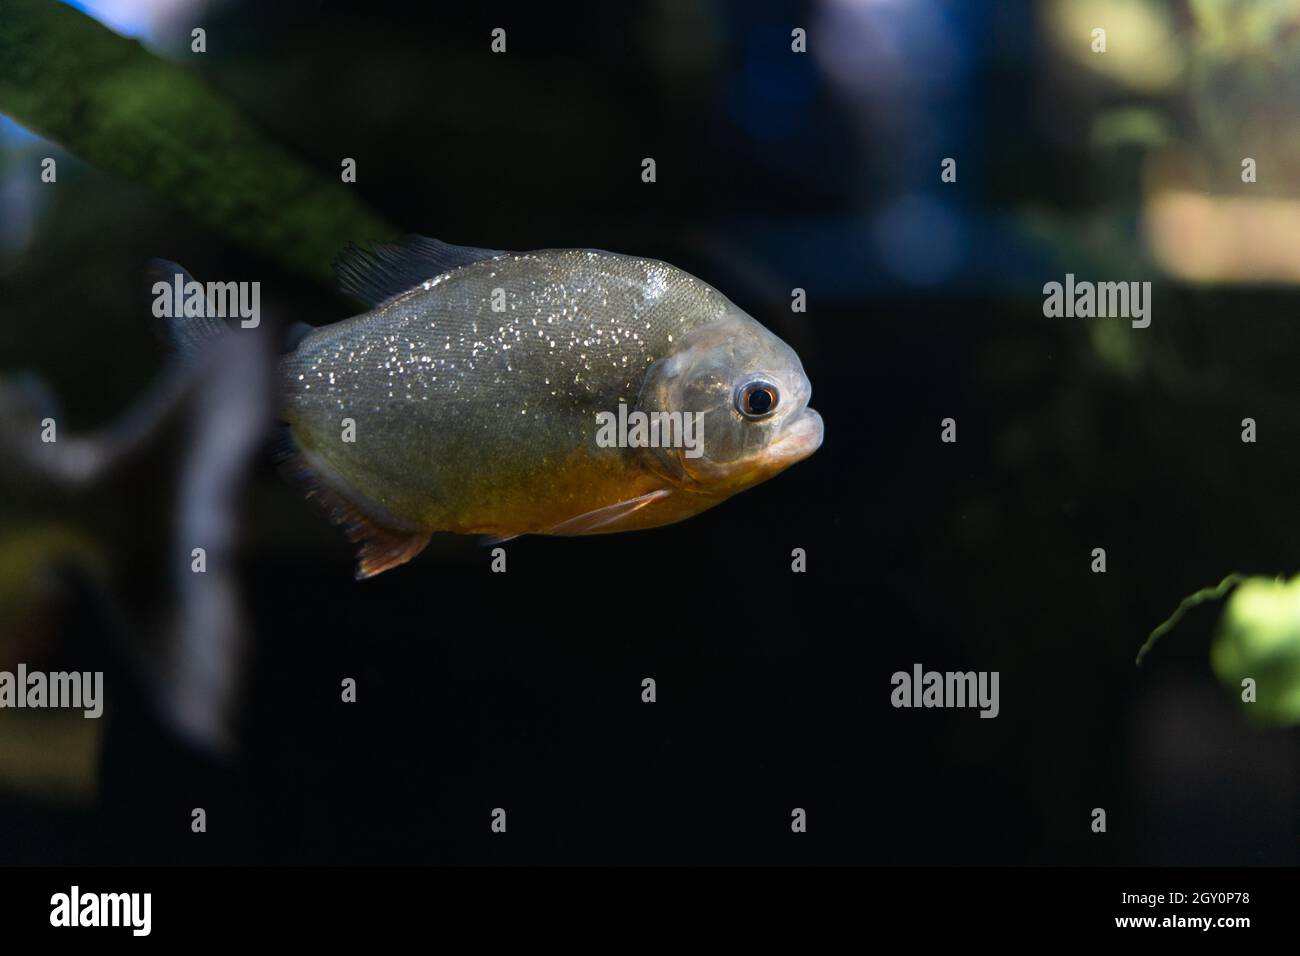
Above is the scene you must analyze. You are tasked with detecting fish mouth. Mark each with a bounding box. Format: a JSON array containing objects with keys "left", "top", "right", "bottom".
[
  {"left": 770, "top": 406, "right": 823, "bottom": 464},
  {"left": 655, "top": 405, "right": 824, "bottom": 492}
]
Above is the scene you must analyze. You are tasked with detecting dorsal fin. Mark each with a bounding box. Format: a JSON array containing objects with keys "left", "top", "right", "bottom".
[{"left": 334, "top": 235, "right": 506, "bottom": 308}]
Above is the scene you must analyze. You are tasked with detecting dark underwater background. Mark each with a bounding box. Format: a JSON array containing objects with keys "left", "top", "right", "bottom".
[{"left": 1, "top": 0, "right": 1297, "bottom": 864}]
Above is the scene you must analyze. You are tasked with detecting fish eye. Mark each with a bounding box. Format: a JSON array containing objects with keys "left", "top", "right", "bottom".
[{"left": 736, "top": 380, "right": 779, "bottom": 419}]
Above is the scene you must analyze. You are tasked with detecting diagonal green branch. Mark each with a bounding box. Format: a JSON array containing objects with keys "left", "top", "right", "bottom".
[
  {"left": 1136, "top": 573, "right": 1245, "bottom": 666},
  {"left": 0, "top": 0, "right": 395, "bottom": 280}
]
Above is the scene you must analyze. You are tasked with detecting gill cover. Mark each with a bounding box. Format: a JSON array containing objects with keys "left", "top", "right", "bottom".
[{"left": 636, "top": 311, "right": 814, "bottom": 492}]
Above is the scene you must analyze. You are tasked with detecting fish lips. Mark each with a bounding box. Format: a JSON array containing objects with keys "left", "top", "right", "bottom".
[
  {"left": 668, "top": 405, "right": 823, "bottom": 491},
  {"left": 769, "top": 406, "right": 824, "bottom": 466},
  {"left": 720, "top": 404, "right": 824, "bottom": 488}
]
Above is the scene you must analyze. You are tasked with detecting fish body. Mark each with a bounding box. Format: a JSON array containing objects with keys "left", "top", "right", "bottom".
[{"left": 168, "top": 238, "right": 823, "bottom": 576}]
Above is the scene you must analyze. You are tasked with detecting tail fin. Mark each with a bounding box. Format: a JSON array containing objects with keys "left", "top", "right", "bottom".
[{"left": 146, "top": 259, "right": 230, "bottom": 360}]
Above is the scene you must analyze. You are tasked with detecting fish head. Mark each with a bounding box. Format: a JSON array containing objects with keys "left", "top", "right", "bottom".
[{"left": 636, "top": 308, "right": 823, "bottom": 496}]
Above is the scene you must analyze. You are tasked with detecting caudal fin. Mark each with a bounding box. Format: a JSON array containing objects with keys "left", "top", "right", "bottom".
[{"left": 146, "top": 259, "right": 231, "bottom": 360}]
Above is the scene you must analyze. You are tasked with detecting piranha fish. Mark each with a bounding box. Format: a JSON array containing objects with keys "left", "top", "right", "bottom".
[{"left": 161, "top": 237, "right": 823, "bottom": 578}]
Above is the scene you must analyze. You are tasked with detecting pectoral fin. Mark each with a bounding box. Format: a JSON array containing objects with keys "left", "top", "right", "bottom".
[
  {"left": 479, "top": 490, "right": 672, "bottom": 546},
  {"left": 543, "top": 489, "right": 672, "bottom": 537}
]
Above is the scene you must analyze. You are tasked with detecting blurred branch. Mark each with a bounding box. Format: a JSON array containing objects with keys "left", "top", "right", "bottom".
[
  {"left": 0, "top": 330, "right": 275, "bottom": 754},
  {"left": 0, "top": 0, "right": 396, "bottom": 281},
  {"left": 0, "top": 365, "right": 197, "bottom": 486},
  {"left": 1137, "top": 573, "right": 1244, "bottom": 666},
  {"left": 163, "top": 330, "right": 273, "bottom": 752}
]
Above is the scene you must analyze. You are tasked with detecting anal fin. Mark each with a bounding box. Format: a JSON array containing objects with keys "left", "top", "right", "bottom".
[
  {"left": 351, "top": 525, "right": 432, "bottom": 580},
  {"left": 273, "top": 435, "right": 431, "bottom": 579}
]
